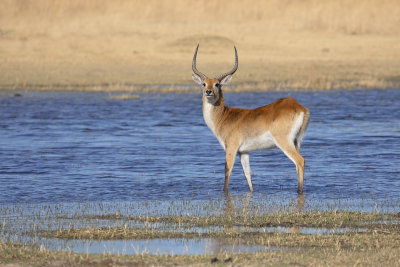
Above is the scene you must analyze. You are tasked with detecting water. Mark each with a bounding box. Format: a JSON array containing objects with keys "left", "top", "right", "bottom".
[
  {"left": 36, "top": 237, "right": 271, "bottom": 255},
  {"left": 0, "top": 89, "right": 399, "bottom": 204},
  {"left": 1, "top": 88, "right": 399, "bottom": 255}
]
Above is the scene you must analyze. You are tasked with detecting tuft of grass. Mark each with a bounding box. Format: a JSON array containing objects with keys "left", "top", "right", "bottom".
[
  {"left": 5, "top": 228, "right": 400, "bottom": 265},
  {"left": 108, "top": 94, "right": 140, "bottom": 100},
  {"left": 42, "top": 226, "right": 206, "bottom": 240},
  {"left": 44, "top": 211, "right": 400, "bottom": 242},
  {"left": 75, "top": 210, "right": 397, "bottom": 229},
  {"left": 2, "top": 240, "right": 400, "bottom": 266}
]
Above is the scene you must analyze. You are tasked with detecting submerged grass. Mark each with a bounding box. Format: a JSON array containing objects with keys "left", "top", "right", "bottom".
[
  {"left": 3, "top": 231, "right": 400, "bottom": 266},
  {"left": 42, "top": 211, "right": 400, "bottom": 252},
  {"left": 41, "top": 225, "right": 400, "bottom": 251},
  {"left": 2, "top": 199, "right": 400, "bottom": 265},
  {"left": 42, "top": 226, "right": 206, "bottom": 240},
  {"left": 67, "top": 210, "right": 397, "bottom": 229}
]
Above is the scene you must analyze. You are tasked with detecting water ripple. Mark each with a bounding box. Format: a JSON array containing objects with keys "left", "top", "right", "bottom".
[{"left": 0, "top": 89, "right": 399, "bottom": 204}]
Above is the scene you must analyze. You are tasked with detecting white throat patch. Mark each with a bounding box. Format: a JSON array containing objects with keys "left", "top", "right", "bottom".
[
  {"left": 203, "top": 101, "right": 225, "bottom": 149},
  {"left": 203, "top": 101, "right": 216, "bottom": 133}
]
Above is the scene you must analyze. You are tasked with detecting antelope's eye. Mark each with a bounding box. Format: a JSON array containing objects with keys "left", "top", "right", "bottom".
[
  {"left": 202, "top": 83, "right": 206, "bottom": 87},
  {"left": 215, "top": 83, "right": 220, "bottom": 88}
]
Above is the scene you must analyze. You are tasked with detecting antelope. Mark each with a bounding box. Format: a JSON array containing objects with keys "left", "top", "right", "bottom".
[{"left": 192, "top": 44, "right": 310, "bottom": 194}]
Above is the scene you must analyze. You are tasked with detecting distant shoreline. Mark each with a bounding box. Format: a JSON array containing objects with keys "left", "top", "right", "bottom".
[
  {"left": 1, "top": 0, "right": 399, "bottom": 92},
  {"left": 1, "top": 82, "right": 399, "bottom": 93}
]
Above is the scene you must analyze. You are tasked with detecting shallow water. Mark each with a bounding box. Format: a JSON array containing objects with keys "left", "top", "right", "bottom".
[
  {"left": 38, "top": 237, "right": 270, "bottom": 255},
  {"left": 39, "top": 224, "right": 364, "bottom": 255},
  {"left": 1, "top": 89, "right": 399, "bottom": 204},
  {"left": 1, "top": 88, "right": 399, "bottom": 255}
]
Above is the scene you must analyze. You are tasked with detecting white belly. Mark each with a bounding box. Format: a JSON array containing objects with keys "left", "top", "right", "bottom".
[{"left": 239, "top": 132, "right": 276, "bottom": 153}]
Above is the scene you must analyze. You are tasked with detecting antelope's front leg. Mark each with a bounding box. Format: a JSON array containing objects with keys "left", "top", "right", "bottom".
[
  {"left": 224, "top": 148, "right": 237, "bottom": 192},
  {"left": 239, "top": 153, "right": 253, "bottom": 192}
]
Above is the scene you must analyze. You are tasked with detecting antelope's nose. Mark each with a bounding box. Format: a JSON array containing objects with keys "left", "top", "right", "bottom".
[{"left": 206, "top": 90, "right": 212, "bottom": 95}]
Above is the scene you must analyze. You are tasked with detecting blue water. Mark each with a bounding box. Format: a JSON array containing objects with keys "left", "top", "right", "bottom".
[{"left": 0, "top": 89, "right": 399, "bottom": 204}]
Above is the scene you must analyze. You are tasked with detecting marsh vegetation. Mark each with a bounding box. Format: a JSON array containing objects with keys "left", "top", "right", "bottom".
[{"left": 1, "top": 198, "right": 400, "bottom": 266}]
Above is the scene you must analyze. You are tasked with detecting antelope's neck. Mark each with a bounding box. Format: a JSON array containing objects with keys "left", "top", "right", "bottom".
[{"left": 202, "top": 96, "right": 225, "bottom": 134}]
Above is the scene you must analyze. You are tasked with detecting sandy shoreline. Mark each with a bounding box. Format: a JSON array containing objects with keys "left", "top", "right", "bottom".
[
  {"left": 1, "top": 83, "right": 399, "bottom": 94},
  {"left": 1, "top": 1, "right": 399, "bottom": 92}
]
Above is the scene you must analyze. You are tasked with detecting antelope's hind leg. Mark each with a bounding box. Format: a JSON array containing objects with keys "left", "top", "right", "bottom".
[
  {"left": 239, "top": 153, "right": 253, "bottom": 192},
  {"left": 274, "top": 137, "right": 305, "bottom": 194}
]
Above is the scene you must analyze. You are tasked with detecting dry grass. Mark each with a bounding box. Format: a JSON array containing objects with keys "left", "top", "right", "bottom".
[
  {"left": 2, "top": 242, "right": 400, "bottom": 266},
  {"left": 108, "top": 93, "right": 140, "bottom": 100},
  {"left": 2, "top": 200, "right": 400, "bottom": 266},
  {"left": 68, "top": 210, "right": 396, "bottom": 229},
  {"left": 44, "top": 226, "right": 206, "bottom": 240},
  {"left": 5, "top": 209, "right": 400, "bottom": 266},
  {"left": 1, "top": 0, "right": 400, "bottom": 91},
  {"left": 44, "top": 211, "right": 399, "bottom": 240},
  {"left": 2, "top": 0, "right": 400, "bottom": 34}
]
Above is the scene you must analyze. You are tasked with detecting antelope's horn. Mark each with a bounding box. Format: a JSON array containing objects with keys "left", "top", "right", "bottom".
[
  {"left": 217, "top": 46, "right": 238, "bottom": 81},
  {"left": 192, "top": 44, "right": 207, "bottom": 80}
]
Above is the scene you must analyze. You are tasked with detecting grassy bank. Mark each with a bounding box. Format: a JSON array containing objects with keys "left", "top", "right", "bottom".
[
  {"left": 1, "top": 198, "right": 400, "bottom": 266},
  {"left": 2, "top": 242, "right": 400, "bottom": 266},
  {"left": 2, "top": 210, "right": 400, "bottom": 266},
  {"left": 1, "top": 0, "right": 400, "bottom": 91}
]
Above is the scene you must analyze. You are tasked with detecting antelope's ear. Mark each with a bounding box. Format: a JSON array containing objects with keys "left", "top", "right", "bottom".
[
  {"left": 192, "top": 74, "right": 203, "bottom": 85},
  {"left": 220, "top": 75, "right": 233, "bottom": 85}
]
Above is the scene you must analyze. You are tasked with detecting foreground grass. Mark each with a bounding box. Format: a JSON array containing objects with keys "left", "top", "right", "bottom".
[
  {"left": 43, "top": 211, "right": 400, "bottom": 251},
  {"left": 8, "top": 211, "right": 391, "bottom": 266},
  {"left": 43, "top": 225, "right": 400, "bottom": 250},
  {"left": 2, "top": 241, "right": 400, "bottom": 266},
  {"left": 57, "top": 210, "right": 397, "bottom": 231},
  {"left": 2, "top": 202, "right": 400, "bottom": 266}
]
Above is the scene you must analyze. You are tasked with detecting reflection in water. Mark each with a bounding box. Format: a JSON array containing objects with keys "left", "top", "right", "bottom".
[
  {"left": 295, "top": 194, "right": 306, "bottom": 212},
  {"left": 224, "top": 192, "right": 236, "bottom": 219},
  {"left": 223, "top": 192, "right": 306, "bottom": 218},
  {"left": 40, "top": 237, "right": 269, "bottom": 255},
  {"left": 222, "top": 192, "right": 238, "bottom": 235},
  {"left": 223, "top": 192, "right": 253, "bottom": 217},
  {"left": 288, "top": 194, "right": 306, "bottom": 234},
  {"left": 222, "top": 193, "right": 308, "bottom": 235}
]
